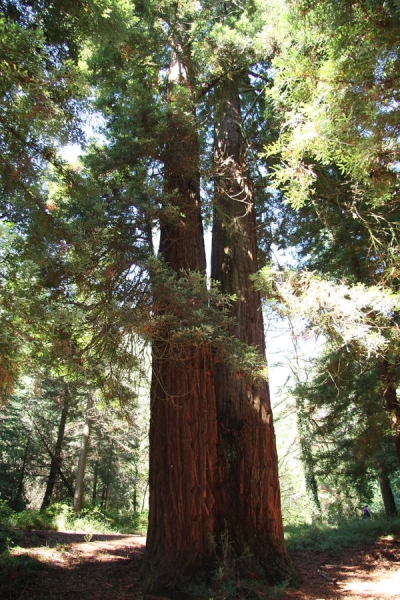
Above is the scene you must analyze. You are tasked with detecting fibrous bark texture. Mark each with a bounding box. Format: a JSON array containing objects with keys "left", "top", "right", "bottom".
[
  {"left": 142, "top": 39, "right": 219, "bottom": 595},
  {"left": 211, "top": 74, "right": 296, "bottom": 583}
]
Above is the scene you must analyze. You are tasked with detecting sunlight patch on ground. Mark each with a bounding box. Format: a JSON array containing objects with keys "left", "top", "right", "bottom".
[
  {"left": 12, "top": 545, "right": 68, "bottom": 566},
  {"left": 340, "top": 569, "right": 400, "bottom": 597},
  {"left": 11, "top": 534, "right": 147, "bottom": 567}
]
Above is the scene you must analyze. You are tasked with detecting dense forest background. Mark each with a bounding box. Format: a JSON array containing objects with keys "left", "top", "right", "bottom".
[{"left": 0, "top": 0, "right": 399, "bottom": 595}]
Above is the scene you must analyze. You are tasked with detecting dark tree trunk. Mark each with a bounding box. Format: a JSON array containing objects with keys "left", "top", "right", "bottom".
[
  {"left": 142, "top": 38, "right": 219, "bottom": 596},
  {"left": 41, "top": 386, "right": 71, "bottom": 510},
  {"left": 211, "top": 74, "right": 296, "bottom": 584},
  {"left": 12, "top": 438, "right": 30, "bottom": 511},
  {"left": 378, "top": 465, "right": 397, "bottom": 518},
  {"left": 100, "top": 483, "right": 108, "bottom": 509},
  {"left": 378, "top": 357, "right": 400, "bottom": 465}
]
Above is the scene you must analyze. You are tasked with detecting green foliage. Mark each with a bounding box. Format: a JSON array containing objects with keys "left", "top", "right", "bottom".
[
  {"left": 275, "top": 388, "right": 392, "bottom": 526},
  {"left": 0, "top": 500, "right": 55, "bottom": 532},
  {"left": 3, "top": 0, "right": 400, "bottom": 592},
  {"left": 0, "top": 499, "right": 13, "bottom": 524},
  {"left": 285, "top": 515, "right": 400, "bottom": 553},
  {"left": 142, "top": 260, "right": 269, "bottom": 381},
  {"left": 266, "top": 0, "right": 400, "bottom": 211},
  {"left": 291, "top": 347, "right": 399, "bottom": 517},
  {"left": 0, "top": 370, "right": 149, "bottom": 514},
  {"left": 0, "top": 502, "right": 147, "bottom": 535}
]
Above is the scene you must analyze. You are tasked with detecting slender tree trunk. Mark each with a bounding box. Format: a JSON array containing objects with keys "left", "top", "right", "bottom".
[
  {"left": 92, "top": 461, "right": 98, "bottom": 505},
  {"left": 41, "top": 386, "right": 71, "bottom": 510},
  {"left": 378, "top": 357, "right": 400, "bottom": 465},
  {"left": 13, "top": 438, "right": 30, "bottom": 511},
  {"left": 100, "top": 439, "right": 114, "bottom": 509},
  {"left": 378, "top": 465, "right": 397, "bottom": 518},
  {"left": 141, "top": 479, "right": 148, "bottom": 513},
  {"left": 211, "top": 74, "right": 296, "bottom": 583},
  {"left": 34, "top": 419, "right": 74, "bottom": 497},
  {"left": 100, "top": 483, "right": 108, "bottom": 509},
  {"left": 132, "top": 465, "right": 139, "bottom": 512},
  {"left": 73, "top": 391, "right": 94, "bottom": 512},
  {"left": 142, "top": 37, "right": 219, "bottom": 596}
]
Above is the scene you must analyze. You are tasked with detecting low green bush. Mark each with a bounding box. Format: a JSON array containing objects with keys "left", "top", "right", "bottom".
[{"left": 0, "top": 501, "right": 148, "bottom": 536}]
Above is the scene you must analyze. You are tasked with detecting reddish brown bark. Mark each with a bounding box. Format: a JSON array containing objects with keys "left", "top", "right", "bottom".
[
  {"left": 142, "top": 38, "right": 219, "bottom": 595},
  {"left": 211, "top": 74, "right": 296, "bottom": 583},
  {"left": 145, "top": 344, "right": 218, "bottom": 591},
  {"left": 143, "top": 32, "right": 296, "bottom": 598}
]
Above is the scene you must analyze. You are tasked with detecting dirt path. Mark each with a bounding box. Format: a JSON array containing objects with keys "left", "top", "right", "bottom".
[
  {"left": 2, "top": 531, "right": 145, "bottom": 599},
  {"left": 283, "top": 536, "right": 400, "bottom": 599},
  {"left": 2, "top": 530, "right": 400, "bottom": 599}
]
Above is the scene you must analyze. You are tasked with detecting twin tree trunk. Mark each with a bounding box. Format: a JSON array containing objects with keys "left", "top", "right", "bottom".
[{"left": 142, "top": 41, "right": 295, "bottom": 596}]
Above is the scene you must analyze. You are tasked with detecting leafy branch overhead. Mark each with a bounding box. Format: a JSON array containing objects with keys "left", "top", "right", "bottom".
[
  {"left": 265, "top": 0, "right": 399, "bottom": 210},
  {"left": 254, "top": 266, "right": 400, "bottom": 354}
]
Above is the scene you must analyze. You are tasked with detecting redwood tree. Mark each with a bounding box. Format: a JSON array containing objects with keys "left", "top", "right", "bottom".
[
  {"left": 211, "top": 73, "right": 295, "bottom": 581},
  {"left": 142, "top": 26, "right": 219, "bottom": 594}
]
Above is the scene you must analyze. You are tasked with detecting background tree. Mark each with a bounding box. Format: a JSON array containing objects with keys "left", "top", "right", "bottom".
[
  {"left": 292, "top": 347, "right": 398, "bottom": 518},
  {"left": 261, "top": 1, "right": 400, "bottom": 517}
]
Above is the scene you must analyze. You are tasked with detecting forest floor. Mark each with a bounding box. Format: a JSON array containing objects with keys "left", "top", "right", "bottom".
[{"left": 1, "top": 530, "right": 400, "bottom": 600}]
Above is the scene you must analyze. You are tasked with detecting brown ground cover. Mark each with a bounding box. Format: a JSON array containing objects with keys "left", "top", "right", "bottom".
[{"left": 1, "top": 530, "right": 400, "bottom": 599}]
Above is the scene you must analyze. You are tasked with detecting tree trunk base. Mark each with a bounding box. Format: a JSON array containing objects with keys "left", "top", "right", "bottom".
[{"left": 141, "top": 547, "right": 301, "bottom": 599}]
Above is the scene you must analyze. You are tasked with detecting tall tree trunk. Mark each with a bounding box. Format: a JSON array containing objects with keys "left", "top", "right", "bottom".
[
  {"left": 378, "top": 357, "right": 400, "bottom": 465},
  {"left": 142, "top": 38, "right": 219, "bottom": 596},
  {"left": 377, "top": 464, "right": 397, "bottom": 518},
  {"left": 41, "top": 385, "right": 71, "bottom": 510},
  {"left": 211, "top": 73, "right": 296, "bottom": 584},
  {"left": 74, "top": 391, "right": 94, "bottom": 512}
]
